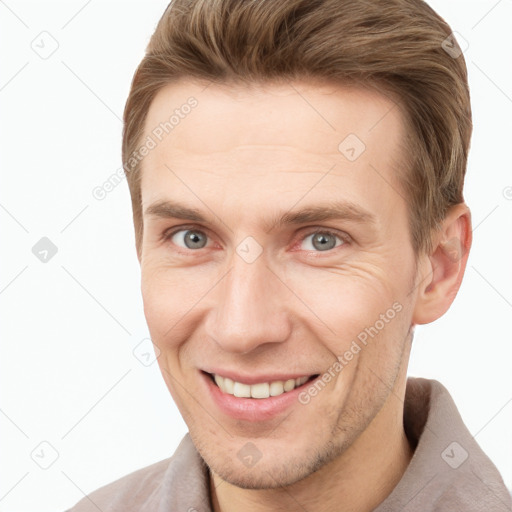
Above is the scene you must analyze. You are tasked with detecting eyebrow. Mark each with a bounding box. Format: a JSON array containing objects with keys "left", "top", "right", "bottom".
[
  {"left": 267, "top": 202, "right": 376, "bottom": 231},
  {"left": 145, "top": 201, "right": 209, "bottom": 223},
  {"left": 144, "top": 199, "right": 376, "bottom": 232}
]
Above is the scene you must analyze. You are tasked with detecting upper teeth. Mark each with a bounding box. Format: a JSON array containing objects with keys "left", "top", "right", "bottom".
[{"left": 213, "top": 374, "right": 310, "bottom": 399}]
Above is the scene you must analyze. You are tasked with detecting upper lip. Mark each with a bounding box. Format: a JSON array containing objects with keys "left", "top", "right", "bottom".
[{"left": 202, "top": 369, "right": 318, "bottom": 385}]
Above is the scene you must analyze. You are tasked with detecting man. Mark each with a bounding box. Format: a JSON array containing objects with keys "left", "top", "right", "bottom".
[{"left": 67, "top": 0, "right": 511, "bottom": 510}]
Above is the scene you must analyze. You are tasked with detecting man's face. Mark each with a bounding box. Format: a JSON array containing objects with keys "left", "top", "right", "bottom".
[{"left": 139, "top": 79, "right": 421, "bottom": 488}]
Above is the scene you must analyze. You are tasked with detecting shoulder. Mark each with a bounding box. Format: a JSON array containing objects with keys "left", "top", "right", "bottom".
[
  {"left": 430, "top": 465, "right": 512, "bottom": 511},
  {"left": 396, "top": 377, "right": 512, "bottom": 511},
  {"left": 64, "top": 457, "right": 172, "bottom": 512},
  {"left": 64, "top": 433, "right": 210, "bottom": 511}
]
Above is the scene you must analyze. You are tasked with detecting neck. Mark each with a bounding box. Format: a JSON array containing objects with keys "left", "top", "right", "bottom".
[{"left": 209, "top": 377, "right": 414, "bottom": 512}]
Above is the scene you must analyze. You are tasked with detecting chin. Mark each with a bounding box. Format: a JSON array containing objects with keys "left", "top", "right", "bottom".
[
  {"left": 209, "top": 460, "right": 314, "bottom": 490},
  {"left": 204, "top": 437, "right": 348, "bottom": 490}
]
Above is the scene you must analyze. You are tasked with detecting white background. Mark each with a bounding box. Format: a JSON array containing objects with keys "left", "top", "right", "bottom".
[{"left": 0, "top": 1, "right": 511, "bottom": 510}]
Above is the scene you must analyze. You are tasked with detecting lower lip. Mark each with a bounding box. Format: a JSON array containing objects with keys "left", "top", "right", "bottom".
[{"left": 201, "top": 371, "right": 317, "bottom": 422}]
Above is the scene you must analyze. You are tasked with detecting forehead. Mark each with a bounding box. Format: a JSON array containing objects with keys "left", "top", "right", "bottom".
[
  {"left": 143, "top": 78, "right": 404, "bottom": 157},
  {"left": 140, "top": 79, "right": 407, "bottom": 222}
]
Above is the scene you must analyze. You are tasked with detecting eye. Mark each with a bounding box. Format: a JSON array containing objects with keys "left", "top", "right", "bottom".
[
  {"left": 169, "top": 228, "right": 210, "bottom": 250},
  {"left": 300, "top": 230, "right": 345, "bottom": 252}
]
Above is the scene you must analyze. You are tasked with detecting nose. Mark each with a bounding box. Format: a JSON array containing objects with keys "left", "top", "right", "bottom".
[{"left": 205, "top": 252, "right": 292, "bottom": 354}]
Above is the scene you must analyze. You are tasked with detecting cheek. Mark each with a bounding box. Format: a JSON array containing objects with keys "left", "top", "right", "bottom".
[
  {"left": 141, "top": 265, "right": 185, "bottom": 341},
  {"left": 140, "top": 261, "right": 217, "bottom": 342},
  {"left": 284, "top": 262, "right": 411, "bottom": 358},
  {"left": 289, "top": 264, "right": 396, "bottom": 322}
]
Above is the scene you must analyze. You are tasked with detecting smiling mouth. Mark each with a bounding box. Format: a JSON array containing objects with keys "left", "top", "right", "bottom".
[{"left": 206, "top": 372, "right": 319, "bottom": 399}]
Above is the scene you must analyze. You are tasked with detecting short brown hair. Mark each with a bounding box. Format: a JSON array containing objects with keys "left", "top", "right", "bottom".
[{"left": 122, "top": 0, "right": 472, "bottom": 256}]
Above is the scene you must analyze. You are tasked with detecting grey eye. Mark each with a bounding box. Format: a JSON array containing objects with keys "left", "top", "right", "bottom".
[
  {"left": 301, "top": 232, "right": 343, "bottom": 252},
  {"left": 171, "top": 229, "right": 208, "bottom": 249}
]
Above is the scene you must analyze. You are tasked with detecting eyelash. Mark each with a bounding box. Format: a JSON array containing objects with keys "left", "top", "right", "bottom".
[
  {"left": 295, "top": 229, "right": 351, "bottom": 253},
  {"left": 162, "top": 225, "right": 351, "bottom": 255}
]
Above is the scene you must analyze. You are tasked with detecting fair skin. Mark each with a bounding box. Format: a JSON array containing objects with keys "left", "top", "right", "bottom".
[{"left": 138, "top": 79, "right": 471, "bottom": 512}]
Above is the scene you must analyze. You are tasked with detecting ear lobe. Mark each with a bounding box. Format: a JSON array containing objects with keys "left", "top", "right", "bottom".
[{"left": 412, "top": 203, "right": 472, "bottom": 325}]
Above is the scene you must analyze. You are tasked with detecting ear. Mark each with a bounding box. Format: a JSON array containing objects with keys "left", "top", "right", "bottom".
[{"left": 412, "top": 203, "right": 472, "bottom": 325}]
